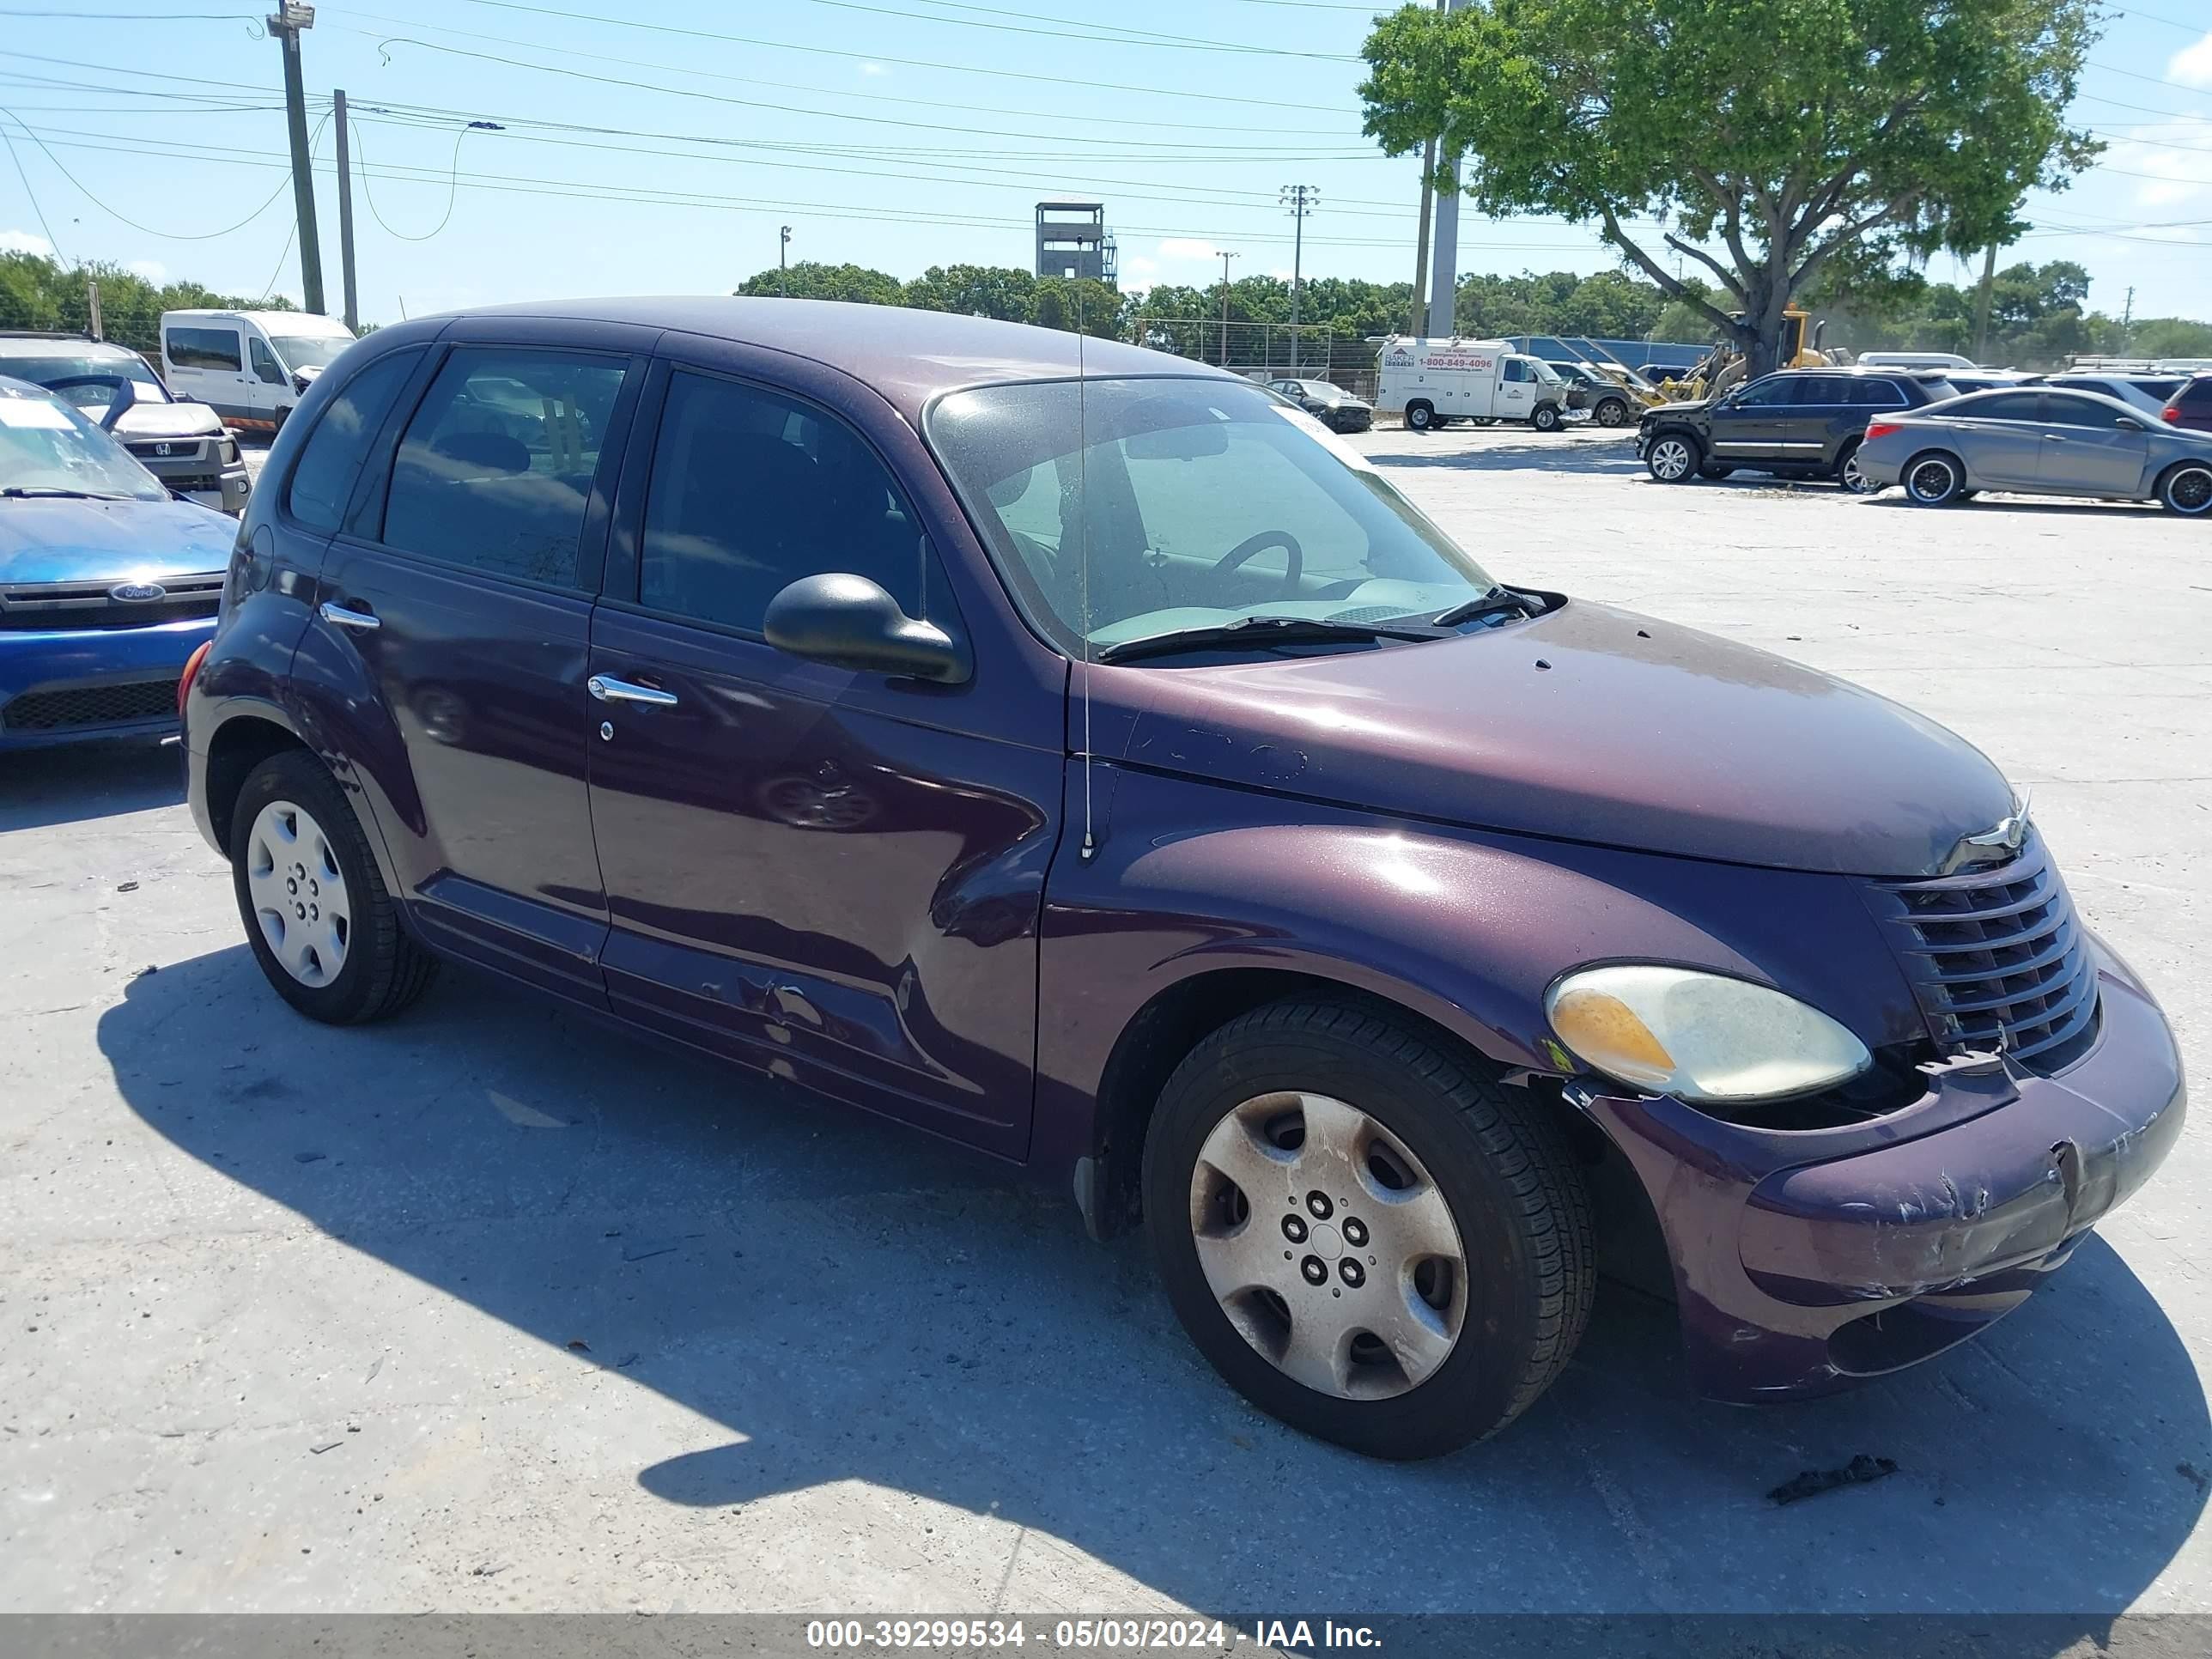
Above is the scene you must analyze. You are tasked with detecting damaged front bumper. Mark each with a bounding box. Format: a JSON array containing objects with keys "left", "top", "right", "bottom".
[{"left": 1571, "top": 937, "right": 2185, "bottom": 1401}]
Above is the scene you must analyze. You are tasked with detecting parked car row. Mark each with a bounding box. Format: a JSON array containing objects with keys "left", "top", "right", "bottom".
[{"left": 1635, "top": 362, "right": 2212, "bottom": 515}]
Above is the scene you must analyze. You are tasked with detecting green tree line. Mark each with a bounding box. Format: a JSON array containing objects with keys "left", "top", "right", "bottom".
[{"left": 1, "top": 252, "right": 292, "bottom": 357}]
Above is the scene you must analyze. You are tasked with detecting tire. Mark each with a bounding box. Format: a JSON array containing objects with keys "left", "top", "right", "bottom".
[
  {"left": 1530, "top": 403, "right": 1562, "bottom": 433},
  {"left": 1835, "top": 440, "right": 1877, "bottom": 495},
  {"left": 1142, "top": 996, "right": 1595, "bottom": 1460},
  {"left": 229, "top": 750, "right": 438, "bottom": 1024},
  {"left": 1644, "top": 432, "right": 1700, "bottom": 483},
  {"left": 2158, "top": 460, "right": 2212, "bottom": 517},
  {"left": 1593, "top": 398, "right": 1629, "bottom": 428},
  {"left": 1404, "top": 401, "right": 1435, "bottom": 432},
  {"left": 1903, "top": 451, "right": 1965, "bottom": 507}
]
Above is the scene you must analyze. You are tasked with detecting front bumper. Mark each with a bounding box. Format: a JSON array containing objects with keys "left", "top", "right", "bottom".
[
  {"left": 1575, "top": 937, "right": 2185, "bottom": 1401},
  {"left": 0, "top": 617, "right": 213, "bottom": 749}
]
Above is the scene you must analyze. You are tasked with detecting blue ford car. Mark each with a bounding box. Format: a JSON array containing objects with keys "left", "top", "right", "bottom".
[{"left": 0, "top": 376, "right": 237, "bottom": 749}]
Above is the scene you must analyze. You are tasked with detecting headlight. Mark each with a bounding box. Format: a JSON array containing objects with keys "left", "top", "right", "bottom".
[{"left": 1544, "top": 965, "right": 1871, "bottom": 1103}]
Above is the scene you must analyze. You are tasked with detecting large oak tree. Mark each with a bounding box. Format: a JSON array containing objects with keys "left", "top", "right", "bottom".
[{"left": 1359, "top": 0, "right": 2102, "bottom": 374}]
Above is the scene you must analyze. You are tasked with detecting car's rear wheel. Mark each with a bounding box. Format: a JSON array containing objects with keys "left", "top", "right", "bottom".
[
  {"left": 1835, "top": 440, "right": 1877, "bottom": 495},
  {"left": 2158, "top": 460, "right": 2212, "bottom": 516},
  {"left": 1903, "top": 452, "right": 1965, "bottom": 507},
  {"left": 1143, "top": 997, "right": 1594, "bottom": 1460},
  {"left": 1593, "top": 398, "right": 1629, "bottom": 428},
  {"left": 1645, "top": 434, "right": 1699, "bottom": 483},
  {"left": 230, "top": 750, "right": 438, "bottom": 1024},
  {"left": 1404, "top": 401, "right": 1435, "bottom": 432}
]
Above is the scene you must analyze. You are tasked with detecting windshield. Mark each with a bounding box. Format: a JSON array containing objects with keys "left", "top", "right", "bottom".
[
  {"left": 0, "top": 350, "right": 168, "bottom": 407},
  {"left": 0, "top": 386, "right": 167, "bottom": 499},
  {"left": 927, "top": 376, "right": 1495, "bottom": 657},
  {"left": 266, "top": 331, "right": 353, "bottom": 371}
]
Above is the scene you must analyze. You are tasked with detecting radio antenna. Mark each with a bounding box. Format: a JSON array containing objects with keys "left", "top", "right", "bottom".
[{"left": 1076, "top": 297, "right": 1097, "bottom": 861}]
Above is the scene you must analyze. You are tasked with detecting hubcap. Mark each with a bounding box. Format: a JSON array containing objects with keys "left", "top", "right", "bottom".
[
  {"left": 1651, "top": 439, "right": 1691, "bottom": 480},
  {"left": 1910, "top": 459, "right": 1954, "bottom": 501},
  {"left": 246, "top": 799, "right": 351, "bottom": 987},
  {"left": 1842, "top": 453, "right": 1867, "bottom": 491},
  {"left": 2172, "top": 468, "right": 2212, "bottom": 514},
  {"left": 1188, "top": 1091, "right": 1468, "bottom": 1401}
]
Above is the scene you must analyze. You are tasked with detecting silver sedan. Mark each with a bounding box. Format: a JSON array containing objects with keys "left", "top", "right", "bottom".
[{"left": 1855, "top": 386, "right": 2212, "bottom": 516}]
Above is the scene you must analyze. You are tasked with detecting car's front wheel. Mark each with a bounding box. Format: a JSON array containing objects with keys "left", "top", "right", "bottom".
[
  {"left": 2158, "top": 460, "right": 2212, "bottom": 517},
  {"left": 1645, "top": 433, "right": 1699, "bottom": 482},
  {"left": 1143, "top": 998, "right": 1594, "bottom": 1460},
  {"left": 230, "top": 750, "right": 438, "bottom": 1024},
  {"left": 1530, "top": 404, "right": 1563, "bottom": 433},
  {"left": 1593, "top": 398, "right": 1630, "bottom": 428}
]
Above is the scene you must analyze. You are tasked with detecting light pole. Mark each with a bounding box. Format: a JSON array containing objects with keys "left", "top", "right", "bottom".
[
  {"left": 266, "top": 1, "right": 325, "bottom": 314},
  {"left": 1215, "top": 249, "right": 1239, "bottom": 368},
  {"left": 779, "top": 225, "right": 793, "bottom": 295}
]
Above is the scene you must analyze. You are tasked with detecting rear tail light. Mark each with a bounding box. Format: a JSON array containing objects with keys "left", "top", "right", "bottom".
[
  {"left": 2165, "top": 406, "right": 2184, "bottom": 424},
  {"left": 1864, "top": 420, "right": 1903, "bottom": 441},
  {"left": 178, "top": 638, "right": 212, "bottom": 717}
]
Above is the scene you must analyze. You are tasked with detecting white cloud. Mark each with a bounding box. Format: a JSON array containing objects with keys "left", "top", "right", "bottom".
[
  {"left": 859, "top": 61, "right": 888, "bottom": 76},
  {"left": 2170, "top": 31, "right": 2212, "bottom": 88},
  {"left": 2100, "top": 117, "right": 2212, "bottom": 211},
  {"left": 1157, "top": 237, "right": 1218, "bottom": 261},
  {"left": 127, "top": 258, "right": 167, "bottom": 283},
  {"left": 1119, "top": 253, "right": 1159, "bottom": 280},
  {"left": 0, "top": 228, "right": 54, "bottom": 257}
]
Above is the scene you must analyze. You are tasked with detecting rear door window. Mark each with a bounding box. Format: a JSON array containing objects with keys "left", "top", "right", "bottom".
[
  {"left": 168, "top": 327, "right": 241, "bottom": 373},
  {"left": 1962, "top": 392, "right": 2045, "bottom": 422},
  {"left": 380, "top": 347, "right": 628, "bottom": 587},
  {"left": 286, "top": 349, "right": 423, "bottom": 532},
  {"left": 2045, "top": 394, "right": 2136, "bottom": 430}
]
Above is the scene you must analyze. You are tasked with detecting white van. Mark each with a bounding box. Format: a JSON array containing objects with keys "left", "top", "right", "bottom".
[
  {"left": 1374, "top": 337, "right": 1573, "bottom": 433},
  {"left": 159, "top": 309, "right": 359, "bottom": 433}
]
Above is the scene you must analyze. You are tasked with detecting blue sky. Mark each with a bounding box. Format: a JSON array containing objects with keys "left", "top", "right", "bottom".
[{"left": 3, "top": 1, "right": 2209, "bottom": 328}]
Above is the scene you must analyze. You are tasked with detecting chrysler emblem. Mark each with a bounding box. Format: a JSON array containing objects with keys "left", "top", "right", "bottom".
[
  {"left": 110, "top": 581, "right": 167, "bottom": 603},
  {"left": 1961, "top": 791, "right": 2033, "bottom": 859}
]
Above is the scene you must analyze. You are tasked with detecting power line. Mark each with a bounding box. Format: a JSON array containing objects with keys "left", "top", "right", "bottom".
[
  {"left": 817, "top": 0, "right": 1359, "bottom": 58},
  {"left": 424, "top": 0, "right": 1363, "bottom": 112},
  {"left": 329, "top": 6, "right": 1358, "bottom": 137},
  {"left": 347, "top": 116, "right": 476, "bottom": 240}
]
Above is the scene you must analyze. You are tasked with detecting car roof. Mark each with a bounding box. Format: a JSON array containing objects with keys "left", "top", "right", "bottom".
[
  {"left": 1943, "top": 384, "right": 2142, "bottom": 414},
  {"left": 427, "top": 297, "right": 1229, "bottom": 420},
  {"left": 0, "top": 335, "right": 143, "bottom": 359}
]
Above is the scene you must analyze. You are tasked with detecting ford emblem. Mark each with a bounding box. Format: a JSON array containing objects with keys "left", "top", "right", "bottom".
[{"left": 110, "top": 581, "right": 167, "bottom": 603}]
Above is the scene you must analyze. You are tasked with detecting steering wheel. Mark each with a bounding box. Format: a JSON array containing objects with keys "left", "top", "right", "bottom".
[{"left": 1214, "top": 530, "right": 1304, "bottom": 593}]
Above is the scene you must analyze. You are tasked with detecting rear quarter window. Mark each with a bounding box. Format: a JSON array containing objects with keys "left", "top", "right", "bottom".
[
  {"left": 285, "top": 349, "right": 424, "bottom": 532},
  {"left": 2179, "top": 379, "right": 2212, "bottom": 410}
]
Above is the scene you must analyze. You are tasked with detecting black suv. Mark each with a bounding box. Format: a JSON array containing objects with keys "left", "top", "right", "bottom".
[{"left": 1638, "top": 367, "right": 1957, "bottom": 493}]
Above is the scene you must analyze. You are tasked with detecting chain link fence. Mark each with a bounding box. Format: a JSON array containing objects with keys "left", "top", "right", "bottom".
[{"left": 1133, "top": 320, "right": 1380, "bottom": 399}]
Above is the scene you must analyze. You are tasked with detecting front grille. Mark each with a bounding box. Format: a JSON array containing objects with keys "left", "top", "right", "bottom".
[
  {"left": 125, "top": 439, "right": 208, "bottom": 464},
  {"left": 1865, "top": 832, "right": 2099, "bottom": 1073},
  {"left": 2, "top": 678, "right": 179, "bottom": 732},
  {"left": 0, "top": 571, "right": 224, "bottom": 632}
]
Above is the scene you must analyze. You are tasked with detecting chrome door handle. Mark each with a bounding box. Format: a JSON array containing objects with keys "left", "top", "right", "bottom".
[
  {"left": 588, "top": 674, "right": 678, "bottom": 708},
  {"left": 319, "top": 600, "right": 380, "bottom": 630}
]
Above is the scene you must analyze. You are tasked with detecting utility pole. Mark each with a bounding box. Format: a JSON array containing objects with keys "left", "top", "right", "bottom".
[
  {"left": 1427, "top": 0, "right": 1465, "bottom": 338},
  {"left": 1215, "top": 249, "right": 1239, "bottom": 368},
  {"left": 1280, "top": 184, "right": 1316, "bottom": 371},
  {"left": 267, "top": 3, "right": 325, "bottom": 314},
  {"left": 1972, "top": 242, "right": 1997, "bottom": 365},
  {"left": 2121, "top": 284, "right": 2136, "bottom": 354},
  {"left": 1409, "top": 136, "right": 1435, "bottom": 337},
  {"left": 332, "top": 88, "right": 358, "bottom": 331},
  {"left": 85, "top": 278, "right": 102, "bottom": 342},
  {"left": 779, "top": 224, "right": 792, "bottom": 295}
]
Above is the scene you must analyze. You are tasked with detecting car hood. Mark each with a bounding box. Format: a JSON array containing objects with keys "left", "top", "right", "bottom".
[
  {"left": 112, "top": 403, "right": 226, "bottom": 439},
  {"left": 1643, "top": 397, "right": 1712, "bottom": 418},
  {"left": 1109, "top": 599, "right": 2014, "bottom": 878},
  {"left": 0, "top": 495, "right": 238, "bottom": 584}
]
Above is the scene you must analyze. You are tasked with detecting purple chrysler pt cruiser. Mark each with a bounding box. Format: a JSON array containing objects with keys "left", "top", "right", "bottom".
[{"left": 182, "top": 301, "right": 2185, "bottom": 1459}]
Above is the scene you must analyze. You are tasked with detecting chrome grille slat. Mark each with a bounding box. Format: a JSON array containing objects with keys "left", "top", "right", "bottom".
[
  {"left": 0, "top": 571, "right": 225, "bottom": 632},
  {"left": 1867, "top": 831, "right": 2100, "bottom": 1075}
]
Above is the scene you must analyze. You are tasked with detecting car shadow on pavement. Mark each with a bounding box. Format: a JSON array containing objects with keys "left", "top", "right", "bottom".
[
  {"left": 1369, "top": 433, "right": 1647, "bottom": 476},
  {"left": 0, "top": 740, "right": 180, "bottom": 832},
  {"left": 1864, "top": 495, "right": 2168, "bottom": 519},
  {"left": 99, "top": 945, "right": 2209, "bottom": 1621}
]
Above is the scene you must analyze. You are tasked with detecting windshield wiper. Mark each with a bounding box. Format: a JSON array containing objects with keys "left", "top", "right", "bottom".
[
  {"left": 1096, "top": 614, "right": 1443, "bottom": 665},
  {"left": 1, "top": 486, "right": 132, "bottom": 501},
  {"left": 1431, "top": 585, "right": 1540, "bottom": 628}
]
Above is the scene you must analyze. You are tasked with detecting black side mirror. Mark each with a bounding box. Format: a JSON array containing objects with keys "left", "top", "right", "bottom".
[
  {"left": 40, "top": 374, "right": 138, "bottom": 430},
  {"left": 764, "top": 574, "right": 971, "bottom": 685}
]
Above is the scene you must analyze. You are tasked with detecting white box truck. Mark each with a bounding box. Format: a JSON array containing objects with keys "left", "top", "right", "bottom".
[
  {"left": 1374, "top": 337, "right": 1574, "bottom": 433},
  {"left": 159, "top": 309, "right": 359, "bottom": 433}
]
